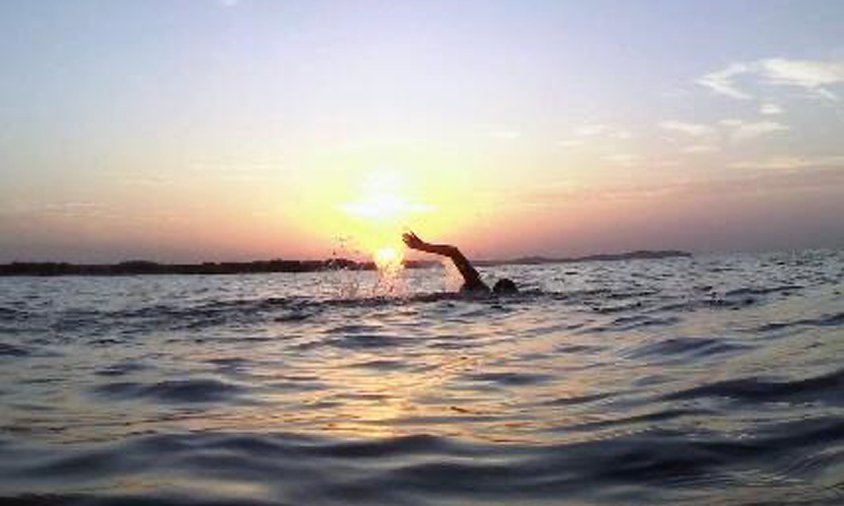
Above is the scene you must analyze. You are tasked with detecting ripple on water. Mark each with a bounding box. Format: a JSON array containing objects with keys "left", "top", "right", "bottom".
[
  {"left": 624, "top": 336, "right": 751, "bottom": 362},
  {"left": 756, "top": 311, "right": 844, "bottom": 332},
  {"left": 1, "top": 252, "right": 842, "bottom": 505},
  {"left": 324, "top": 334, "right": 405, "bottom": 349},
  {"left": 92, "top": 378, "right": 247, "bottom": 404},
  {"left": 592, "top": 315, "right": 682, "bottom": 332},
  {"left": 466, "top": 371, "right": 554, "bottom": 387},
  {"left": 664, "top": 367, "right": 844, "bottom": 405},
  {"left": 0, "top": 342, "right": 31, "bottom": 357}
]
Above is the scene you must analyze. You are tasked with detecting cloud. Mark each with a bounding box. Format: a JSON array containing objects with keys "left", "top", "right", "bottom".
[
  {"left": 697, "top": 58, "right": 844, "bottom": 101},
  {"left": 576, "top": 124, "right": 610, "bottom": 136},
  {"left": 555, "top": 139, "right": 585, "bottom": 148},
  {"left": 1, "top": 201, "right": 114, "bottom": 219},
  {"left": 723, "top": 120, "right": 789, "bottom": 142},
  {"left": 602, "top": 154, "right": 641, "bottom": 167},
  {"left": 697, "top": 63, "right": 754, "bottom": 99},
  {"left": 681, "top": 144, "right": 720, "bottom": 154},
  {"left": 762, "top": 58, "right": 844, "bottom": 90},
  {"left": 759, "top": 103, "right": 784, "bottom": 115},
  {"left": 488, "top": 130, "right": 521, "bottom": 140},
  {"left": 660, "top": 117, "right": 789, "bottom": 152},
  {"left": 557, "top": 124, "right": 633, "bottom": 150},
  {"left": 572, "top": 124, "right": 634, "bottom": 140},
  {"left": 519, "top": 168, "right": 844, "bottom": 210},
  {"left": 658, "top": 121, "right": 715, "bottom": 137},
  {"left": 478, "top": 123, "right": 521, "bottom": 140},
  {"left": 729, "top": 155, "right": 844, "bottom": 170}
]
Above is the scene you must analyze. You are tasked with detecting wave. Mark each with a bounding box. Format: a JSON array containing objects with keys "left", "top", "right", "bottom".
[
  {"left": 624, "top": 337, "right": 750, "bottom": 361},
  {"left": 0, "top": 306, "right": 28, "bottom": 321},
  {"left": 589, "top": 315, "right": 682, "bottom": 332},
  {"left": 664, "top": 367, "right": 844, "bottom": 405},
  {"left": 539, "top": 392, "right": 617, "bottom": 406},
  {"left": 0, "top": 342, "right": 31, "bottom": 357},
  {"left": 324, "top": 333, "right": 406, "bottom": 350},
  {"left": 2, "top": 254, "right": 843, "bottom": 505},
  {"left": 8, "top": 281, "right": 832, "bottom": 344},
  {"left": 724, "top": 285, "right": 803, "bottom": 297},
  {"left": 466, "top": 371, "right": 554, "bottom": 387},
  {"left": 5, "top": 419, "right": 842, "bottom": 506},
  {"left": 755, "top": 312, "right": 844, "bottom": 332},
  {"left": 92, "top": 378, "right": 247, "bottom": 404}
]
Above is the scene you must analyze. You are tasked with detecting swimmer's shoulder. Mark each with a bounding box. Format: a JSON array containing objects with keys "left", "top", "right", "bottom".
[{"left": 460, "top": 280, "right": 491, "bottom": 296}]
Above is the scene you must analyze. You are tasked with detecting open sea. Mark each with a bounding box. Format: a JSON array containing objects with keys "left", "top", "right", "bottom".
[{"left": 1, "top": 250, "right": 842, "bottom": 505}]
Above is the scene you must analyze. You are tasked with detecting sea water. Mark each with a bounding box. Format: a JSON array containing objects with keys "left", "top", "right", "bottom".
[{"left": 0, "top": 250, "right": 842, "bottom": 505}]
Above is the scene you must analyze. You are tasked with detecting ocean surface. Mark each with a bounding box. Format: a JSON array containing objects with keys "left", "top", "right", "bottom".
[{"left": 1, "top": 250, "right": 843, "bottom": 505}]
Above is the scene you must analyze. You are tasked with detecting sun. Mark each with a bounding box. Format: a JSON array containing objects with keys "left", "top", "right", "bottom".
[
  {"left": 337, "top": 171, "right": 434, "bottom": 270},
  {"left": 373, "top": 245, "right": 402, "bottom": 270}
]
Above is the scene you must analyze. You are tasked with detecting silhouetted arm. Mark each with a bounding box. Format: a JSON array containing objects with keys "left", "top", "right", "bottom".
[{"left": 402, "top": 232, "right": 486, "bottom": 290}]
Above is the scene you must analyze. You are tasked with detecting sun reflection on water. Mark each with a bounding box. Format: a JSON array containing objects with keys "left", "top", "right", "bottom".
[{"left": 166, "top": 316, "right": 599, "bottom": 445}]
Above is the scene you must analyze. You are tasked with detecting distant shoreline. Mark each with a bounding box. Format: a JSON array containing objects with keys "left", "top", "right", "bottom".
[{"left": 0, "top": 250, "right": 691, "bottom": 277}]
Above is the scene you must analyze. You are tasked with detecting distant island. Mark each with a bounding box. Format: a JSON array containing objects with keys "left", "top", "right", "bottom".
[
  {"left": 0, "top": 250, "right": 691, "bottom": 276},
  {"left": 476, "top": 249, "right": 692, "bottom": 266}
]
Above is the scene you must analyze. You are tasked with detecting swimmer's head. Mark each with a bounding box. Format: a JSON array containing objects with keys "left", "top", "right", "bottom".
[{"left": 492, "top": 278, "right": 518, "bottom": 295}]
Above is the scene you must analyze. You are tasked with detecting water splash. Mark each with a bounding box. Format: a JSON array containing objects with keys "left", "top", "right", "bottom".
[
  {"left": 329, "top": 235, "right": 406, "bottom": 298},
  {"left": 372, "top": 246, "right": 406, "bottom": 297},
  {"left": 329, "top": 235, "right": 364, "bottom": 299}
]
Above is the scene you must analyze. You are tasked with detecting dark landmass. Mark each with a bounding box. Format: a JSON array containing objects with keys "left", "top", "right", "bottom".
[
  {"left": 0, "top": 258, "right": 427, "bottom": 277},
  {"left": 0, "top": 250, "right": 691, "bottom": 277},
  {"left": 475, "top": 249, "right": 692, "bottom": 267}
]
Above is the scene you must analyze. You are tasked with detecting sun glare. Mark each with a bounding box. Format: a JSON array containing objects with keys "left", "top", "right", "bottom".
[
  {"left": 338, "top": 171, "right": 433, "bottom": 272},
  {"left": 373, "top": 246, "right": 402, "bottom": 270},
  {"left": 342, "top": 194, "right": 418, "bottom": 221},
  {"left": 340, "top": 172, "right": 433, "bottom": 223}
]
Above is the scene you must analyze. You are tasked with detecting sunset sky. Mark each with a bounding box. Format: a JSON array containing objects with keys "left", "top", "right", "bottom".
[{"left": 1, "top": 0, "right": 843, "bottom": 262}]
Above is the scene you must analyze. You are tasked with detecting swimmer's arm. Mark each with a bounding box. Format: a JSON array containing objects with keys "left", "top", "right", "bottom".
[{"left": 402, "top": 232, "right": 483, "bottom": 287}]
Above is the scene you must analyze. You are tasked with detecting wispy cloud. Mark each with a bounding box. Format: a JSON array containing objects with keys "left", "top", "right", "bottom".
[
  {"left": 759, "top": 103, "right": 784, "bottom": 115},
  {"left": 763, "top": 58, "right": 844, "bottom": 93},
  {"left": 556, "top": 124, "right": 633, "bottom": 150},
  {"left": 659, "top": 116, "right": 789, "bottom": 153},
  {"left": 555, "top": 139, "right": 586, "bottom": 148},
  {"left": 720, "top": 119, "right": 789, "bottom": 142},
  {"left": 478, "top": 123, "right": 522, "bottom": 140},
  {"left": 1, "top": 201, "right": 115, "bottom": 219},
  {"left": 697, "top": 63, "right": 753, "bottom": 99},
  {"left": 681, "top": 144, "right": 720, "bottom": 154},
  {"left": 519, "top": 168, "right": 844, "bottom": 209},
  {"left": 698, "top": 58, "right": 844, "bottom": 101},
  {"left": 602, "top": 154, "right": 641, "bottom": 167},
  {"left": 576, "top": 124, "right": 610, "bottom": 136},
  {"left": 729, "top": 155, "right": 844, "bottom": 170},
  {"left": 487, "top": 130, "right": 521, "bottom": 140},
  {"left": 658, "top": 121, "right": 715, "bottom": 137}
]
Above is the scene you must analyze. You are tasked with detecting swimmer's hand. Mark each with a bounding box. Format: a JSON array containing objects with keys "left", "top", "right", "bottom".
[
  {"left": 402, "top": 231, "right": 459, "bottom": 258},
  {"left": 401, "top": 231, "right": 485, "bottom": 289},
  {"left": 402, "top": 231, "right": 426, "bottom": 250}
]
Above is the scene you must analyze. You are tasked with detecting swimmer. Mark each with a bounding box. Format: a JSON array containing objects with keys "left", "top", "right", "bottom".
[{"left": 402, "top": 231, "right": 518, "bottom": 295}]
